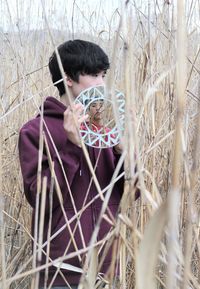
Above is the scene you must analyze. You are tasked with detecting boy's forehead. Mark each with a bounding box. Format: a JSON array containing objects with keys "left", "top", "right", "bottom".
[
  {"left": 93, "top": 100, "right": 104, "bottom": 103},
  {"left": 90, "top": 100, "right": 104, "bottom": 106}
]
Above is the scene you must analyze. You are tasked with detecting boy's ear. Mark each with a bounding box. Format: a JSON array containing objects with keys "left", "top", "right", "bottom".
[{"left": 66, "top": 75, "right": 73, "bottom": 87}]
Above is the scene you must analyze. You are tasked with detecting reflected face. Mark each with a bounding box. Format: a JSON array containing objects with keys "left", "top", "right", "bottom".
[{"left": 88, "top": 100, "right": 105, "bottom": 123}]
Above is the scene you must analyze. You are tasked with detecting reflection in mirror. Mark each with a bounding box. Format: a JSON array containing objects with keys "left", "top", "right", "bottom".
[{"left": 74, "top": 85, "right": 125, "bottom": 148}]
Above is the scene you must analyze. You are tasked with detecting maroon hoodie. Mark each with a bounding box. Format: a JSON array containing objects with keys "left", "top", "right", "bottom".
[{"left": 18, "top": 97, "right": 124, "bottom": 286}]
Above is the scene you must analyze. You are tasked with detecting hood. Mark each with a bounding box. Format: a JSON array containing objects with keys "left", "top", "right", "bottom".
[{"left": 37, "top": 96, "right": 67, "bottom": 118}]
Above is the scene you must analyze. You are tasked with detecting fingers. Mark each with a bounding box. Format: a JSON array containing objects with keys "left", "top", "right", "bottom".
[
  {"left": 64, "top": 103, "right": 89, "bottom": 127},
  {"left": 71, "top": 103, "right": 84, "bottom": 115},
  {"left": 74, "top": 103, "right": 84, "bottom": 113},
  {"left": 78, "top": 114, "right": 89, "bottom": 125},
  {"left": 64, "top": 103, "right": 84, "bottom": 118}
]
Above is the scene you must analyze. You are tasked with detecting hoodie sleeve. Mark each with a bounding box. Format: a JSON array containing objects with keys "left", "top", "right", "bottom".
[{"left": 18, "top": 123, "right": 82, "bottom": 212}]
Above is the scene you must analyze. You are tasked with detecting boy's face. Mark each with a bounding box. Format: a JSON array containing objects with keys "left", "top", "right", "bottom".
[
  {"left": 88, "top": 100, "right": 105, "bottom": 123},
  {"left": 67, "top": 71, "right": 106, "bottom": 98}
]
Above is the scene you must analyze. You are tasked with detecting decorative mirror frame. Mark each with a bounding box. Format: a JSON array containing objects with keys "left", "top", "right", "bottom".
[{"left": 74, "top": 85, "right": 125, "bottom": 148}]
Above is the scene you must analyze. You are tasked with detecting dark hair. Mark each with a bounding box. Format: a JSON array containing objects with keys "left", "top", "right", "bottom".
[{"left": 48, "top": 39, "right": 110, "bottom": 96}]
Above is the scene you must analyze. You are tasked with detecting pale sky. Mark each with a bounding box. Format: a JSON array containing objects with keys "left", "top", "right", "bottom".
[
  {"left": 0, "top": 0, "right": 199, "bottom": 33},
  {"left": 1, "top": 0, "right": 123, "bottom": 31}
]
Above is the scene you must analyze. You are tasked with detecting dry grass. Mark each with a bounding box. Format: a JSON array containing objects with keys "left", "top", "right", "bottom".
[{"left": 0, "top": 0, "right": 200, "bottom": 288}]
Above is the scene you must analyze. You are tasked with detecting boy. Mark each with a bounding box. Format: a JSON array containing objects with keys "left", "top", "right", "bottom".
[{"left": 19, "top": 40, "right": 124, "bottom": 288}]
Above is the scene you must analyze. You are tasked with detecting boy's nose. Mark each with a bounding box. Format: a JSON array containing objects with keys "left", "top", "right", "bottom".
[{"left": 96, "top": 105, "right": 101, "bottom": 111}]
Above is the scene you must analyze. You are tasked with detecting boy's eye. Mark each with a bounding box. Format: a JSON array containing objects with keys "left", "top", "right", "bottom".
[
  {"left": 91, "top": 103, "right": 97, "bottom": 107},
  {"left": 92, "top": 74, "right": 98, "bottom": 77},
  {"left": 91, "top": 71, "right": 107, "bottom": 78}
]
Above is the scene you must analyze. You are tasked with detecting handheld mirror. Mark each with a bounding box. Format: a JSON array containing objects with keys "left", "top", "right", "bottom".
[{"left": 74, "top": 85, "right": 125, "bottom": 148}]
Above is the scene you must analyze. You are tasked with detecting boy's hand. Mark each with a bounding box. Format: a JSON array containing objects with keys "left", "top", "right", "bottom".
[
  {"left": 63, "top": 103, "right": 88, "bottom": 147},
  {"left": 114, "top": 142, "right": 123, "bottom": 154}
]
